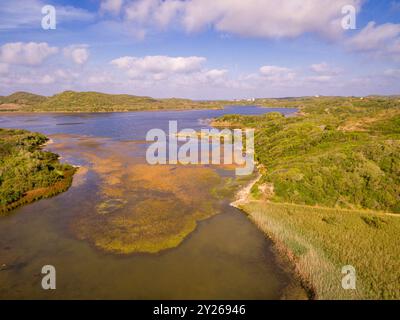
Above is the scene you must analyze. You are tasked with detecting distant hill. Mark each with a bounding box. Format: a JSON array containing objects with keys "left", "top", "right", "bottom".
[
  {"left": 1, "top": 90, "right": 399, "bottom": 112},
  {"left": 37, "top": 91, "right": 159, "bottom": 112},
  {"left": 0, "top": 92, "right": 48, "bottom": 111},
  {"left": 0, "top": 90, "right": 225, "bottom": 112}
]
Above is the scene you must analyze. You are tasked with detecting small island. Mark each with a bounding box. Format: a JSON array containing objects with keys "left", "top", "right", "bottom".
[{"left": 0, "top": 128, "right": 76, "bottom": 214}]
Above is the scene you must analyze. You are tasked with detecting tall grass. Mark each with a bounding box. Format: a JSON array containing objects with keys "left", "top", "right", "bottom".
[{"left": 240, "top": 201, "right": 400, "bottom": 299}]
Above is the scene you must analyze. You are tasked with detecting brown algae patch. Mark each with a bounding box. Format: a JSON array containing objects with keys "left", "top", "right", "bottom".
[
  {"left": 47, "top": 134, "right": 242, "bottom": 254},
  {"left": 73, "top": 164, "right": 227, "bottom": 254}
]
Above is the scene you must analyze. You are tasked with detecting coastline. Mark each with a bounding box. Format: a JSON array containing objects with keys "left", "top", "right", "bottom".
[
  {"left": 230, "top": 172, "right": 313, "bottom": 299},
  {"left": 0, "top": 103, "right": 298, "bottom": 115},
  {"left": 230, "top": 172, "right": 261, "bottom": 209}
]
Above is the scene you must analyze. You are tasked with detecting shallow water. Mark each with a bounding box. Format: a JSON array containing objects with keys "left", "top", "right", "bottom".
[{"left": 0, "top": 106, "right": 304, "bottom": 299}]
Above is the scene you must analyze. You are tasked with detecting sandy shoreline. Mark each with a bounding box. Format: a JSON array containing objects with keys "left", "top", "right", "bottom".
[{"left": 230, "top": 173, "right": 261, "bottom": 208}]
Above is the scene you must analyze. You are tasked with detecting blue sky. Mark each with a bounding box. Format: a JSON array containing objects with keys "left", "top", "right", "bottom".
[{"left": 0, "top": 0, "right": 399, "bottom": 99}]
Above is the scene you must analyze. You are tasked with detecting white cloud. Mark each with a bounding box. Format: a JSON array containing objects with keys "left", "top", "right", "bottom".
[
  {"left": 100, "top": 0, "right": 124, "bottom": 15},
  {"left": 311, "top": 62, "right": 330, "bottom": 73},
  {"left": 172, "top": 68, "right": 229, "bottom": 87},
  {"left": 0, "top": 42, "right": 58, "bottom": 66},
  {"left": 203, "top": 69, "right": 228, "bottom": 79},
  {"left": 121, "top": 0, "right": 362, "bottom": 39},
  {"left": 310, "top": 62, "right": 340, "bottom": 76},
  {"left": 111, "top": 55, "right": 206, "bottom": 79},
  {"left": 124, "top": 0, "right": 183, "bottom": 28},
  {"left": 259, "top": 65, "right": 296, "bottom": 82},
  {"left": 345, "top": 21, "right": 400, "bottom": 60},
  {"left": 125, "top": 0, "right": 156, "bottom": 23},
  {"left": 347, "top": 21, "right": 400, "bottom": 52},
  {"left": 64, "top": 45, "right": 90, "bottom": 65}
]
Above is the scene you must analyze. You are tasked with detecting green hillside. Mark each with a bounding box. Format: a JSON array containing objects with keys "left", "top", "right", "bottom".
[
  {"left": 0, "top": 90, "right": 225, "bottom": 112},
  {"left": 1, "top": 91, "right": 47, "bottom": 105},
  {"left": 215, "top": 96, "right": 400, "bottom": 213}
]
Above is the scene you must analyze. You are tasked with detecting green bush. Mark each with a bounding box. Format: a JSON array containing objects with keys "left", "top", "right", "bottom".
[{"left": 0, "top": 128, "right": 74, "bottom": 209}]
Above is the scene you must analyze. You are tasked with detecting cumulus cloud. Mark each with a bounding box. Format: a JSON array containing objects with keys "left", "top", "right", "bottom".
[
  {"left": 185, "top": 0, "right": 361, "bottom": 39},
  {"left": 124, "top": 0, "right": 183, "bottom": 28},
  {"left": 259, "top": 65, "right": 296, "bottom": 82},
  {"left": 0, "top": 42, "right": 58, "bottom": 66},
  {"left": 64, "top": 45, "right": 90, "bottom": 64},
  {"left": 345, "top": 21, "right": 400, "bottom": 61},
  {"left": 203, "top": 69, "right": 228, "bottom": 79},
  {"left": 121, "top": 0, "right": 362, "bottom": 39},
  {"left": 347, "top": 21, "right": 400, "bottom": 52},
  {"left": 111, "top": 55, "right": 206, "bottom": 79}
]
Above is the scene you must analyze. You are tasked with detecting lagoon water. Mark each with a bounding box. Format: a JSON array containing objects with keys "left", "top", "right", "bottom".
[{"left": 0, "top": 106, "right": 303, "bottom": 299}]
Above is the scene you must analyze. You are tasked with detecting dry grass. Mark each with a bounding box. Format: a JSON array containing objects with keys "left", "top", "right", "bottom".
[{"left": 240, "top": 201, "right": 400, "bottom": 300}]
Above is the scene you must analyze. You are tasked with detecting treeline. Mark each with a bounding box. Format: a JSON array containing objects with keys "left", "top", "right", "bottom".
[
  {"left": 0, "top": 128, "right": 75, "bottom": 213},
  {"left": 215, "top": 97, "right": 400, "bottom": 212}
]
